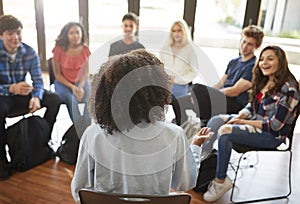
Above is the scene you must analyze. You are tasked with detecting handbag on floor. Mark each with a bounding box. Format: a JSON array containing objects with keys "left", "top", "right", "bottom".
[
  {"left": 6, "top": 115, "right": 53, "bottom": 171},
  {"left": 56, "top": 117, "right": 90, "bottom": 165},
  {"left": 193, "top": 150, "right": 217, "bottom": 192}
]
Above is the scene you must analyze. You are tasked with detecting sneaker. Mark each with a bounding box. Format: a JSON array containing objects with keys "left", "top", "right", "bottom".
[
  {"left": 0, "top": 161, "right": 12, "bottom": 181},
  {"left": 203, "top": 177, "right": 233, "bottom": 202}
]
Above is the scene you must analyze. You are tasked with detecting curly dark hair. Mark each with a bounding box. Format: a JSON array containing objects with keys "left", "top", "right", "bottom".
[
  {"left": 250, "top": 45, "right": 299, "bottom": 106},
  {"left": 55, "top": 22, "right": 87, "bottom": 51},
  {"left": 88, "top": 49, "right": 172, "bottom": 134}
]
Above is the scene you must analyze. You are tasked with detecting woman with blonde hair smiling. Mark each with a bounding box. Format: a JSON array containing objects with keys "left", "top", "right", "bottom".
[{"left": 159, "top": 20, "right": 198, "bottom": 99}]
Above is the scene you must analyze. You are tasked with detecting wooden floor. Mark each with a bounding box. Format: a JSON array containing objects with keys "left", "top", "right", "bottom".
[
  {"left": 1, "top": 119, "right": 299, "bottom": 204},
  {"left": 0, "top": 157, "right": 75, "bottom": 204}
]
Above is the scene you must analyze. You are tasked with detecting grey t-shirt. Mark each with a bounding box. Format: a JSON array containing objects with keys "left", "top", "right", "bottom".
[{"left": 108, "top": 40, "right": 145, "bottom": 57}]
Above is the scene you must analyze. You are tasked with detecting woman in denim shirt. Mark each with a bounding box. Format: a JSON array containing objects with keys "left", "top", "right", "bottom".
[{"left": 200, "top": 45, "right": 300, "bottom": 202}]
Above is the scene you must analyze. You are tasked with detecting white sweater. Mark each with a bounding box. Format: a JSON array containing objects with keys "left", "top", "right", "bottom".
[
  {"left": 71, "top": 121, "right": 201, "bottom": 203},
  {"left": 159, "top": 43, "right": 198, "bottom": 84}
]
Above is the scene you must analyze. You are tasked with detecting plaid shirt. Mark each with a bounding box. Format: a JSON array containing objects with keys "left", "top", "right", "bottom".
[
  {"left": 0, "top": 39, "right": 44, "bottom": 99},
  {"left": 240, "top": 80, "right": 300, "bottom": 139}
]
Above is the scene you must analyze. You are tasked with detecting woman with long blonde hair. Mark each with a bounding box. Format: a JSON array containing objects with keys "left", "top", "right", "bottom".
[{"left": 159, "top": 20, "right": 198, "bottom": 99}]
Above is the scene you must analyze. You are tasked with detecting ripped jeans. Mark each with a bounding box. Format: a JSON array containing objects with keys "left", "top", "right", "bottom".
[{"left": 201, "top": 114, "right": 282, "bottom": 179}]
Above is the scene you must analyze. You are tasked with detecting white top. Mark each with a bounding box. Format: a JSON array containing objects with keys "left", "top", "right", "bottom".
[
  {"left": 159, "top": 43, "right": 198, "bottom": 84},
  {"left": 71, "top": 121, "right": 201, "bottom": 203}
]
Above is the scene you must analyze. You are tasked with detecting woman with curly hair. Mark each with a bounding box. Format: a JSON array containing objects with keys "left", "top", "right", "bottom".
[
  {"left": 71, "top": 49, "right": 209, "bottom": 203},
  {"left": 199, "top": 45, "right": 300, "bottom": 202},
  {"left": 52, "top": 22, "right": 91, "bottom": 122}
]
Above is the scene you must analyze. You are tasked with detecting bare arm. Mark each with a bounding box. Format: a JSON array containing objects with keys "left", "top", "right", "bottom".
[
  {"left": 77, "top": 61, "right": 89, "bottom": 89},
  {"left": 220, "top": 78, "right": 252, "bottom": 97},
  {"left": 74, "top": 62, "right": 89, "bottom": 102},
  {"left": 227, "top": 118, "right": 262, "bottom": 129},
  {"left": 52, "top": 58, "right": 87, "bottom": 102},
  {"left": 213, "top": 74, "right": 227, "bottom": 89}
]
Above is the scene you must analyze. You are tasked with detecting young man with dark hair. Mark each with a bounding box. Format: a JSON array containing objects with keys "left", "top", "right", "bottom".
[
  {"left": 108, "top": 12, "right": 145, "bottom": 57},
  {"left": 0, "top": 14, "right": 61, "bottom": 180}
]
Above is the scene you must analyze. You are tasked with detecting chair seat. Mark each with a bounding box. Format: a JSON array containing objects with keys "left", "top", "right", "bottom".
[{"left": 232, "top": 143, "right": 280, "bottom": 153}]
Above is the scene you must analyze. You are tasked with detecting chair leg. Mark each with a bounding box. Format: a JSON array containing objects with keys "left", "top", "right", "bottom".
[
  {"left": 230, "top": 153, "right": 244, "bottom": 203},
  {"left": 287, "top": 151, "right": 292, "bottom": 197},
  {"left": 230, "top": 151, "right": 292, "bottom": 204}
]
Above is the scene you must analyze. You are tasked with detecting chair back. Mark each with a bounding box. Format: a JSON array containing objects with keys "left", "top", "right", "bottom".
[
  {"left": 286, "top": 102, "right": 300, "bottom": 150},
  {"left": 47, "top": 58, "right": 55, "bottom": 86},
  {"left": 78, "top": 190, "right": 191, "bottom": 204}
]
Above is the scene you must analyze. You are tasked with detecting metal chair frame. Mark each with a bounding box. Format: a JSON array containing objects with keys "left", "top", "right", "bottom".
[{"left": 230, "top": 105, "right": 300, "bottom": 203}]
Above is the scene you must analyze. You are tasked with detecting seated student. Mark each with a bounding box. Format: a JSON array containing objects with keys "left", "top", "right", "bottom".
[
  {"left": 191, "top": 25, "right": 264, "bottom": 123},
  {"left": 71, "top": 49, "right": 210, "bottom": 203},
  {"left": 52, "top": 22, "right": 91, "bottom": 123},
  {"left": 108, "top": 12, "right": 145, "bottom": 57},
  {"left": 0, "top": 15, "right": 61, "bottom": 180},
  {"left": 159, "top": 19, "right": 198, "bottom": 99},
  {"left": 199, "top": 45, "right": 300, "bottom": 202}
]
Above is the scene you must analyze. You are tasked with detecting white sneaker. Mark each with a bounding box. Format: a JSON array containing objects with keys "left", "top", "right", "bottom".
[{"left": 203, "top": 177, "right": 233, "bottom": 202}]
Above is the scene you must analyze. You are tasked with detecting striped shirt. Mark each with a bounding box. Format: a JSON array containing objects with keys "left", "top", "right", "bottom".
[
  {"left": 0, "top": 39, "right": 44, "bottom": 99},
  {"left": 240, "top": 80, "right": 300, "bottom": 140}
]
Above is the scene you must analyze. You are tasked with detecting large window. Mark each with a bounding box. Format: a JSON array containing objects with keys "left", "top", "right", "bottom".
[
  {"left": 139, "top": 0, "right": 184, "bottom": 31},
  {"left": 194, "top": 0, "right": 247, "bottom": 44},
  {"left": 88, "top": 0, "right": 127, "bottom": 52},
  {"left": 44, "top": 0, "right": 79, "bottom": 59}
]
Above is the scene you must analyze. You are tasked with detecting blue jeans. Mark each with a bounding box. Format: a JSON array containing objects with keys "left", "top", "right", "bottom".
[
  {"left": 172, "top": 84, "right": 188, "bottom": 99},
  {"left": 54, "top": 80, "right": 90, "bottom": 123},
  {"left": 202, "top": 114, "right": 283, "bottom": 179}
]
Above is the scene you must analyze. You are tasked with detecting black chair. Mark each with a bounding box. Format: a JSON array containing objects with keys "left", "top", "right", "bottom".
[
  {"left": 78, "top": 189, "right": 191, "bottom": 204},
  {"left": 171, "top": 94, "right": 199, "bottom": 125},
  {"left": 47, "top": 58, "right": 55, "bottom": 86},
  {"left": 230, "top": 103, "right": 300, "bottom": 203}
]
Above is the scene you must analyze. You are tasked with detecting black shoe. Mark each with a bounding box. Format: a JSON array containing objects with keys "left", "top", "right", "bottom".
[{"left": 0, "top": 161, "right": 12, "bottom": 181}]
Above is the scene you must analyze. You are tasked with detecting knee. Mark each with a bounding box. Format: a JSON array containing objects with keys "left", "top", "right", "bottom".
[
  {"left": 207, "top": 114, "right": 229, "bottom": 127},
  {"left": 218, "top": 124, "right": 233, "bottom": 136},
  {"left": 43, "top": 92, "right": 62, "bottom": 107}
]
